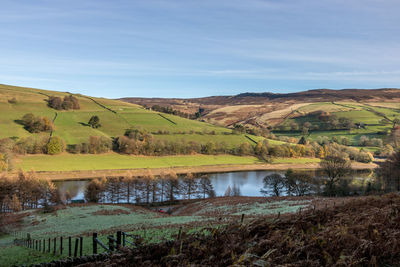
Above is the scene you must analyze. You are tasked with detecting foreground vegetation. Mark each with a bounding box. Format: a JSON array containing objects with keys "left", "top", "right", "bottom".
[
  {"left": 85, "top": 194, "right": 400, "bottom": 266},
  {"left": 0, "top": 197, "right": 312, "bottom": 266}
]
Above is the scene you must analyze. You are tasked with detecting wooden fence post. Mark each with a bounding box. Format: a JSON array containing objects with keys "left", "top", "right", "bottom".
[
  {"left": 80, "top": 237, "right": 83, "bottom": 256},
  {"left": 108, "top": 235, "right": 115, "bottom": 252},
  {"left": 74, "top": 238, "right": 79, "bottom": 257},
  {"left": 93, "top": 233, "right": 98, "bottom": 255},
  {"left": 43, "top": 239, "right": 45, "bottom": 252},
  {"left": 69, "top": 237, "right": 72, "bottom": 257},
  {"left": 48, "top": 238, "right": 50, "bottom": 253},
  {"left": 240, "top": 214, "right": 245, "bottom": 224},
  {"left": 122, "top": 232, "right": 126, "bottom": 247},
  {"left": 117, "top": 231, "right": 121, "bottom": 249},
  {"left": 60, "top": 237, "right": 63, "bottom": 255},
  {"left": 53, "top": 237, "right": 56, "bottom": 254}
]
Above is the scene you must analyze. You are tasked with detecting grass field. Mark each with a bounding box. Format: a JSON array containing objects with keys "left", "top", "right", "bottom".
[
  {"left": 0, "top": 198, "right": 313, "bottom": 266},
  {"left": 0, "top": 84, "right": 284, "bottom": 171},
  {"left": 0, "top": 84, "right": 264, "bottom": 147},
  {"left": 15, "top": 153, "right": 264, "bottom": 172},
  {"left": 275, "top": 101, "right": 396, "bottom": 145}
]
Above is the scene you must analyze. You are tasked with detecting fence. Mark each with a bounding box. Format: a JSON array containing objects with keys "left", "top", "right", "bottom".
[
  {"left": 12, "top": 229, "right": 143, "bottom": 258},
  {"left": 13, "top": 233, "right": 84, "bottom": 258},
  {"left": 10, "top": 203, "right": 332, "bottom": 262}
]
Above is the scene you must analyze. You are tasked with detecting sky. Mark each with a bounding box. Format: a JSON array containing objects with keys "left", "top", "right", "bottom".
[{"left": 1, "top": 0, "right": 400, "bottom": 98}]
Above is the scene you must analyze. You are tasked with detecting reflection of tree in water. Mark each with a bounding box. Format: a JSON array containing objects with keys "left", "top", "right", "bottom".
[
  {"left": 54, "top": 181, "right": 88, "bottom": 202},
  {"left": 224, "top": 184, "right": 241, "bottom": 196}
]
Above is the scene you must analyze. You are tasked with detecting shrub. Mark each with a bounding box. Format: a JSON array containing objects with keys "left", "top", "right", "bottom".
[
  {"left": 8, "top": 97, "right": 17, "bottom": 104},
  {"left": 48, "top": 95, "right": 80, "bottom": 110},
  {"left": 46, "top": 136, "right": 65, "bottom": 155},
  {"left": 88, "top": 116, "right": 101, "bottom": 128},
  {"left": 20, "top": 113, "right": 53, "bottom": 133}
]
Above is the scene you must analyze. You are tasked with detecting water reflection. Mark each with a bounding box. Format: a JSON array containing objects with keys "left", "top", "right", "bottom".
[{"left": 54, "top": 169, "right": 373, "bottom": 201}]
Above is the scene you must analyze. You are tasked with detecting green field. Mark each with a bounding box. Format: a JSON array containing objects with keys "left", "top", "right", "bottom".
[
  {"left": 0, "top": 84, "right": 262, "bottom": 146},
  {"left": 275, "top": 101, "right": 397, "bottom": 145},
  {"left": 16, "top": 154, "right": 263, "bottom": 172},
  {"left": 0, "top": 84, "right": 281, "bottom": 171}
]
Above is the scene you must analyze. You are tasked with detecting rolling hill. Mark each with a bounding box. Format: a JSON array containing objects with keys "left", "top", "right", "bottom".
[
  {"left": 0, "top": 84, "right": 276, "bottom": 148},
  {"left": 120, "top": 88, "right": 400, "bottom": 146}
]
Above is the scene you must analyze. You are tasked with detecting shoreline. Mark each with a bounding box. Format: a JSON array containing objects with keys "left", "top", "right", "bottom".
[{"left": 7, "top": 162, "right": 378, "bottom": 181}]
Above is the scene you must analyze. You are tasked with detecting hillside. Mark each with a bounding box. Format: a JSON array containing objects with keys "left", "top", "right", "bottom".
[
  {"left": 0, "top": 84, "right": 288, "bottom": 172},
  {"left": 0, "top": 84, "right": 272, "bottom": 148},
  {"left": 120, "top": 88, "right": 400, "bottom": 146}
]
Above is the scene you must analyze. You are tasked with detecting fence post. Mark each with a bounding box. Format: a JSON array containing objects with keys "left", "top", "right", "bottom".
[
  {"left": 117, "top": 231, "right": 121, "bottom": 249},
  {"left": 48, "top": 238, "right": 50, "bottom": 253},
  {"left": 69, "top": 237, "right": 72, "bottom": 257},
  {"left": 53, "top": 237, "right": 56, "bottom": 254},
  {"left": 43, "top": 239, "right": 45, "bottom": 252},
  {"left": 80, "top": 237, "right": 83, "bottom": 256},
  {"left": 60, "top": 237, "right": 63, "bottom": 255},
  {"left": 93, "top": 233, "right": 98, "bottom": 255},
  {"left": 39, "top": 240, "right": 41, "bottom": 252},
  {"left": 240, "top": 214, "right": 245, "bottom": 224},
  {"left": 74, "top": 238, "right": 79, "bottom": 257},
  {"left": 35, "top": 240, "right": 37, "bottom": 250},
  {"left": 122, "top": 232, "right": 126, "bottom": 247},
  {"left": 108, "top": 235, "right": 114, "bottom": 252}
]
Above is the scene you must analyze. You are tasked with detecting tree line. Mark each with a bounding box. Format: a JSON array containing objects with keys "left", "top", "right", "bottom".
[
  {"left": 84, "top": 170, "right": 215, "bottom": 204},
  {"left": 0, "top": 171, "right": 61, "bottom": 213}
]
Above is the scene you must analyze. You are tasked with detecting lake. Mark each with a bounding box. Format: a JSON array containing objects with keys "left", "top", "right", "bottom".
[{"left": 54, "top": 169, "right": 374, "bottom": 201}]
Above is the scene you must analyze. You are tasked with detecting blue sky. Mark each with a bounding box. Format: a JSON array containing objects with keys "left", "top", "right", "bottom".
[{"left": 1, "top": 0, "right": 400, "bottom": 98}]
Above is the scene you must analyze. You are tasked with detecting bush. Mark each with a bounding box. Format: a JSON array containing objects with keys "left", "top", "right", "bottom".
[
  {"left": 88, "top": 116, "right": 101, "bottom": 128},
  {"left": 8, "top": 97, "right": 17, "bottom": 104},
  {"left": 46, "top": 136, "right": 65, "bottom": 155},
  {"left": 20, "top": 113, "right": 53, "bottom": 133},
  {"left": 48, "top": 95, "right": 80, "bottom": 110}
]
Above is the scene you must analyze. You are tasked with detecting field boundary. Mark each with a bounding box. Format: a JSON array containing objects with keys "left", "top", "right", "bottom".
[{"left": 158, "top": 113, "right": 177, "bottom": 125}]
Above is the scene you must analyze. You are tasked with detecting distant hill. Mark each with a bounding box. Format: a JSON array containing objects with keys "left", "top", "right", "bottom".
[{"left": 120, "top": 88, "right": 400, "bottom": 126}]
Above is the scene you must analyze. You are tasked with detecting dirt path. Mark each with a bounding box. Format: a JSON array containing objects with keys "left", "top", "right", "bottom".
[{"left": 7, "top": 162, "right": 377, "bottom": 181}]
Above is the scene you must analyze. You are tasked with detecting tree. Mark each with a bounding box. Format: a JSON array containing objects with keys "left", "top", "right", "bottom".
[
  {"left": 46, "top": 136, "right": 65, "bottom": 155},
  {"left": 181, "top": 173, "right": 198, "bottom": 200},
  {"left": 84, "top": 178, "right": 106, "bottom": 203},
  {"left": 261, "top": 173, "right": 285, "bottom": 197},
  {"left": 320, "top": 156, "right": 351, "bottom": 196},
  {"left": 298, "top": 136, "right": 307, "bottom": 145},
  {"left": 359, "top": 135, "right": 370, "bottom": 146},
  {"left": 88, "top": 116, "right": 101, "bottom": 128},
  {"left": 378, "top": 150, "right": 400, "bottom": 192},
  {"left": 199, "top": 177, "right": 215, "bottom": 199},
  {"left": 284, "top": 169, "right": 316, "bottom": 196},
  {"left": 164, "top": 170, "right": 180, "bottom": 201},
  {"left": 10, "top": 194, "right": 22, "bottom": 212}
]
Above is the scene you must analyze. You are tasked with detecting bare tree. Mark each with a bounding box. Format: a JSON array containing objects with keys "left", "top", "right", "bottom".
[
  {"left": 261, "top": 173, "right": 285, "bottom": 197},
  {"left": 199, "top": 177, "right": 215, "bottom": 199},
  {"left": 320, "top": 156, "right": 351, "bottom": 196},
  {"left": 181, "top": 172, "right": 199, "bottom": 200},
  {"left": 164, "top": 170, "right": 180, "bottom": 201}
]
